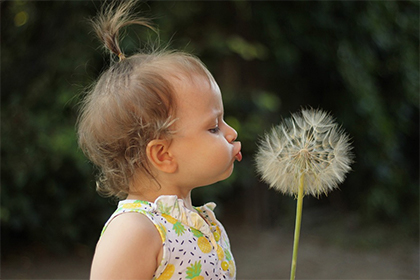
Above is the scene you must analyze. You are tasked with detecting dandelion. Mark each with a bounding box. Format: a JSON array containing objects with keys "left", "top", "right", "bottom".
[{"left": 255, "top": 108, "right": 353, "bottom": 280}]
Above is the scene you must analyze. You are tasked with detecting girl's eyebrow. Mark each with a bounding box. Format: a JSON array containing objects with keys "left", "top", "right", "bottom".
[
  {"left": 204, "top": 114, "right": 218, "bottom": 126},
  {"left": 203, "top": 110, "right": 222, "bottom": 127}
]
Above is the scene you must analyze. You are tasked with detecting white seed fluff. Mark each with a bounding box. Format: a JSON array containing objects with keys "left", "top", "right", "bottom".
[{"left": 255, "top": 108, "right": 353, "bottom": 197}]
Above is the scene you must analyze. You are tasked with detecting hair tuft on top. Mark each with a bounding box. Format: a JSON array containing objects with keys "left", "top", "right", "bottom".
[{"left": 91, "top": 0, "right": 155, "bottom": 61}]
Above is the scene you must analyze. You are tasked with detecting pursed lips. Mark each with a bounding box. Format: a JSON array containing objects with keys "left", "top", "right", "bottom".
[{"left": 234, "top": 141, "right": 242, "bottom": 162}]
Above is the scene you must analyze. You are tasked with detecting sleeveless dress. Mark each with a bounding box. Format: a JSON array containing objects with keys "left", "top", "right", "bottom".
[{"left": 101, "top": 195, "right": 236, "bottom": 280}]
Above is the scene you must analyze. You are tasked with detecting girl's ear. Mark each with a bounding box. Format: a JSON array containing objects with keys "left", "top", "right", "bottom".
[{"left": 146, "top": 139, "right": 177, "bottom": 174}]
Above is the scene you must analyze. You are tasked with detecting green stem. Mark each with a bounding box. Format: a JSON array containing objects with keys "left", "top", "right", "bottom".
[{"left": 290, "top": 174, "right": 304, "bottom": 280}]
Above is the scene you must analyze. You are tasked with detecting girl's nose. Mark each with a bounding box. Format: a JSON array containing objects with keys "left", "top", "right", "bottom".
[{"left": 224, "top": 121, "right": 238, "bottom": 143}]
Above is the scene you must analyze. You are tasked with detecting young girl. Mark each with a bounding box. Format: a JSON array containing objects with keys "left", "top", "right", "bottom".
[{"left": 77, "top": 1, "right": 241, "bottom": 279}]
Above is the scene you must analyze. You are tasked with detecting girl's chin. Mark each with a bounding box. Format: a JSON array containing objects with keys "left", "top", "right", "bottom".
[
  {"left": 197, "top": 165, "right": 235, "bottom": 187},
  {"left": 220, "top": 166, "right": 235, "bottom": 181}
]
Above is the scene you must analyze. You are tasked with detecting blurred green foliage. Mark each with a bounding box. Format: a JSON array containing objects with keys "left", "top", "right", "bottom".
[{"left": 1, "top": 0, "right": 418, "bottom": 254}]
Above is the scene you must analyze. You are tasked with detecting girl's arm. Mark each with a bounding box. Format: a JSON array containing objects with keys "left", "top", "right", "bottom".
[{"left": 90, "top": 212, "right": 162, "bottom": 280}]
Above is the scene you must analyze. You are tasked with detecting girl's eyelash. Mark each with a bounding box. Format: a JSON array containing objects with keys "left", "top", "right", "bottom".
[{"left": 209, "top": 126, "right": 220, "bottom": 133}]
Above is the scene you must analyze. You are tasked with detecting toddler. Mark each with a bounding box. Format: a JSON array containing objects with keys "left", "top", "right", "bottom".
[{"left": 77, "top": 1, "right": 242, "bottom": 279}]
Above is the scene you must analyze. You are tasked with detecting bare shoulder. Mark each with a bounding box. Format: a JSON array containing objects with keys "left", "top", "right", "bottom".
[{"left": 90, "top": 212, "right": 162, "bottom": 280}]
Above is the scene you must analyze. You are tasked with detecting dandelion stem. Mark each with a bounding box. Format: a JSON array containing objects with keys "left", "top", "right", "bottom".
[{"left": 290, "top": 174, "right": 304, "bottom": 280}]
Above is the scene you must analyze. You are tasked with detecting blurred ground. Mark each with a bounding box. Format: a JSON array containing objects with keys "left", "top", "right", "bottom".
[
  {"left": 2, "top": 219, "right": 418, "bottom": 280},
  {"left": 2, "top": 205, "right": 419, "bottom": 280},
  {"left": 229, "top": 226, "right": 418, "bottom": 279}
]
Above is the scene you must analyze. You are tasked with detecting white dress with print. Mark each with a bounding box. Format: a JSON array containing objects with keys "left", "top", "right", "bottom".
[{"left": 101, "top": 195, "right": 236, "bottom": 280}]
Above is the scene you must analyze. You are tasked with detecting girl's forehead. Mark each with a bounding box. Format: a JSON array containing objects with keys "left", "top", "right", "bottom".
[
  {"left": 175, "top": 72, "right": 215, "bottom": 88},
  {"left": 172, "top": 73, "right": 220, "bottom": 98},
  {"left": 172, "top": 75, "right": 222, "bottom": 110},
  {"left": 169, "top": 74, "right": 223, "bottom": 133}
]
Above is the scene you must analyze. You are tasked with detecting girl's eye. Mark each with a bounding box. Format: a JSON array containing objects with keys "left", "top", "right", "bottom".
[{"left": 209, "top": 126, "right": 220, "bottom": 134}]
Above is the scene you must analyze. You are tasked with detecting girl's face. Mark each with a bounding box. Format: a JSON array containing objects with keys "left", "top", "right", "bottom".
[{"left": 169, "top": 75, "right": 242, "bottom": 188}]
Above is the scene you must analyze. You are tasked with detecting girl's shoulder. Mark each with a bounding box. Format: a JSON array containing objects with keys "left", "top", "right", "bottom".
[
  {"left": 91, "top": 210, "right": 162, "bottom": 279},
  {"left": 99, "top": 201, "right": 163, "bottom": 256},
  {"left": 99, "top": 199, "right": 153, "bottom": 235}
]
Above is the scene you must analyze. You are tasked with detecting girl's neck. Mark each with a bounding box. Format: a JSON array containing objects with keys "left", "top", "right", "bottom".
[
  {"left": 128, "top": 172, "right": 196, "bottom": 211},
  {"left": 126, "top": 190, "right": 194, "bottom": 211}
]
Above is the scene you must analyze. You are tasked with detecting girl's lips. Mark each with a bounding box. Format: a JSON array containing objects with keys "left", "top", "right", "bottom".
[
  {"left": 235, "top": 151, "right": 243, "bottom": 162},
  {"left": 234, "top": 141, "right": 242, "bottom": 162}
]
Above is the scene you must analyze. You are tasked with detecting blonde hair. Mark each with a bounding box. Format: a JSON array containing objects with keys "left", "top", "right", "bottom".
[{"left": 77, "top": 0, "right": 214, "bottom": 199}]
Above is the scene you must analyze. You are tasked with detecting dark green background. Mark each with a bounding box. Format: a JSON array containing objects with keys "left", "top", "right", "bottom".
[{"left": 1, "top": 0, "right": 418, "bottom": 257}]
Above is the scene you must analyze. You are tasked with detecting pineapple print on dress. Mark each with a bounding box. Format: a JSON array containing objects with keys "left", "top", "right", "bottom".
[
  {"left": 213, "top": 225, "right": 221, "bottom": 242},
  {"left": 162, "top": 213, "right": 186, "bottom": 236},
  {"left": 223, "top": 247, "right": 235, "bottom": 278},
  {"left": 156, "top": 264, "right": 175, "bottom": 280},
  {"left": 186, "top": 261, "right": 204, "bottom": 280},
  {"left": 191, "top": 228, "right": 212, "bottom": 253},
  {"left": 122, "top": 200, "right": 145, "bottom": 209}
]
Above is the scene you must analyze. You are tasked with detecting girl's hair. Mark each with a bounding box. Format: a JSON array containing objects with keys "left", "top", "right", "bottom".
[{"left": 77, "top": 0, "right": 214, "bottom": 199}]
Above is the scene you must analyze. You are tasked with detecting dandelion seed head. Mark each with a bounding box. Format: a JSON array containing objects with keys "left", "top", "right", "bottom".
[{"left": 255, "top": 108, "right": 353, "bottom": 197}]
